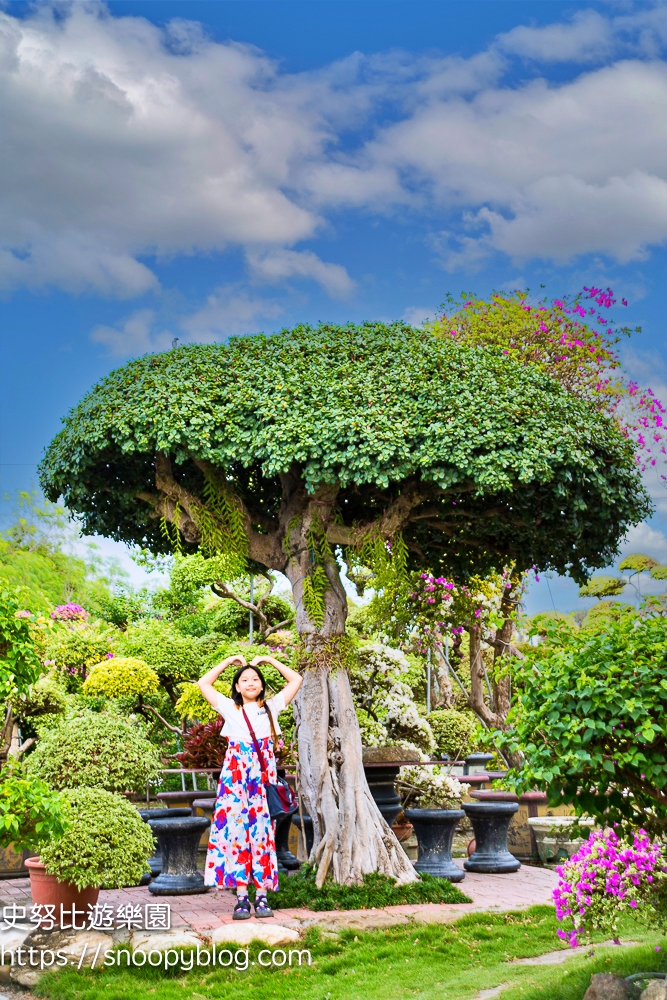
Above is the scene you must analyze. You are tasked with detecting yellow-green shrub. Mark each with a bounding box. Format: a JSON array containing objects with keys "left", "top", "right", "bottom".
[
  {"left": 82, "top": 656, "right": 159, "bottom": 699},
  {"left": 175, "top": 679, "right": 229, "bottom": 724}
]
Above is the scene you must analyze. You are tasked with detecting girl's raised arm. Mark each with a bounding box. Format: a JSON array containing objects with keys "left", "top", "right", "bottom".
[{"left": 250, "top": 654, "right": 302, "bottom": 706}]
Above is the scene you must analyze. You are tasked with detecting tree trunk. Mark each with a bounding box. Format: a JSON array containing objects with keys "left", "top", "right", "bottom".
[
  {"left": 285, "top": 497, "right": 418, "bottom": 886},
  {"left": 432, "top": 644, "right": 456, "bottom": 709}
]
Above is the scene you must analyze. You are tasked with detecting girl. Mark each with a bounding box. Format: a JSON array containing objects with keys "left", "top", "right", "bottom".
[{"left": 198, "top": 652, "right": 302, "bottom": 919}]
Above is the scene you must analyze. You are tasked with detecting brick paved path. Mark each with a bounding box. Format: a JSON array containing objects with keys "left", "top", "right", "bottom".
[{"left": 0, "top": 863, "right": 557, "bottom": 934}]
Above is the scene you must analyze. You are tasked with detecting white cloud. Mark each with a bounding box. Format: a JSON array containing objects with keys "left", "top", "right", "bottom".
[
  {"left": 0, "top": 4, "right": 322, "bottom": 295},
  {"left": 497, "top": 10, "right": 615, "bottom": 64},
  {"left": 620, "top": 522, "right": 667, "bottom": 565},
  {"left": 180, "top": 285, "right": 285, "bottom": 342},
  {"left": 246, "top": 248, "right": 355, "bottom": 298},
  {"left": 401, "top": 306, "right": 436, "bottom": 327},
  {"left": 90, "top": 309, "right": 172, "bottom": 355},
  {"left": 5, "top": 2, "right": 667, "bottom": 290}
]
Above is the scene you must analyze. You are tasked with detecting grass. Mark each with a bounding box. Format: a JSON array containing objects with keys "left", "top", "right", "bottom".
[
  {"left": 264, "top": 865, "right": 471, "bottom": 910},
  {"left": 33, "top": 906, "right": 664, "bottom": 1000}
]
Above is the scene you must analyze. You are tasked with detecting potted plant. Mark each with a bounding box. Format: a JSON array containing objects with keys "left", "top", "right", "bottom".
[
  {"left": 527, "top": 815, "right": 595, "bottom": 864},
  {"left": 400, "top": 766, "right": 465, "bottom": 882},
  {"left": 29, "top": 786, "right": 154, "bottom": 908}
]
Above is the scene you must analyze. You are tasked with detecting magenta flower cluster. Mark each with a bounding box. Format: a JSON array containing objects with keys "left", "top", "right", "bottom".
[
  {"left": 51, "top": 603, "right": 89, "bottom": 622},
  {"left": 553, "top": 827, "right": 663, "bottom": 947}
]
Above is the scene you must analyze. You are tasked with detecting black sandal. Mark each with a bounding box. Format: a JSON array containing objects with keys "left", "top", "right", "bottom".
[
  {"left": 254, "top": 898, "right": 274, "bottom": 918},
  {"left": 233, "top": 898, "right": 252, "bottom": 920}
]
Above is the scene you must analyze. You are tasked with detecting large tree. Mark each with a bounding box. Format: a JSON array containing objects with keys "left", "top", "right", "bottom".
[{"left": 39, "top": 321, "right": 650, "bottom": 884}]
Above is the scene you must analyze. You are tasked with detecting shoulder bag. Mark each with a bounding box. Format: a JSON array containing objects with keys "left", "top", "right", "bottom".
[{"left": 242, "top": 706, "right": 298, "bottom": 820}]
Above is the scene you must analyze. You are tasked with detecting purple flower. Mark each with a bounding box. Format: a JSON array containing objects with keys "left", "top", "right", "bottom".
[
  {"left": 51, "top": 603, "right": 89, "bottom": 622},
  {"left": 14, "top": 610, "right": 31, "bottom": 619}
]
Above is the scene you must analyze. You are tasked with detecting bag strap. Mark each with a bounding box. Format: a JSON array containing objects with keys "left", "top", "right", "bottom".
[{"left": 241, "top": 707, "right": 269, "bottom": 781}]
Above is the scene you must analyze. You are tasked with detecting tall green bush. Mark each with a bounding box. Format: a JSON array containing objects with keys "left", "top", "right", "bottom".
[
  {"left": 506, "top": 611, "right": 667, "bottom": 834},
  {"left": 25, "top": 712, "right": 162, "bottom": 793}
]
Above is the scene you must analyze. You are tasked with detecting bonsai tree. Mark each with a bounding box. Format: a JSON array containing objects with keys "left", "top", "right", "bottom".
[
  {"left": 578, "top": 575, "right": 626, "bottom": 599},
  {"left": 398, "top": 767, "right": 464, "bottom": 810},
  {"left": 25, "top": 711, "right": 162, "bottom": 793},
  {"left": 428, "top": 709, "right": 478, "bottom": 761},
  {"left": 39, "top": 321, "right": 650, "bottom": 885},
  {"left": 38, "top": 787, "right": 153, "bottom": 889}
]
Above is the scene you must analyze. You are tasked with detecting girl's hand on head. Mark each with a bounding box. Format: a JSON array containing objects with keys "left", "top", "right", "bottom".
[
  {"left": 229, "top": 654, "right": 247, "bottom": 667},
  {"left": 250, "top": 655, "right": 271, "bottom": 667}
]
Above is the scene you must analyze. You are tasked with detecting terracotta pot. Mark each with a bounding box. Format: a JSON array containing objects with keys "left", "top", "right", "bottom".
[
  {"left": 26, "top": 857, "right": 100, "bottom": 911},
  {"left": 392, "top": 823, "right": 414, "bottom": 843}
]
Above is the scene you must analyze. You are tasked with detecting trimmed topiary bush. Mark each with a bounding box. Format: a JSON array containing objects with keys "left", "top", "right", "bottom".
[
  {"left": 25, "top": 711, "right": 162, "bottom": 792},
  {"left": 174, "top": 679, "right": 228, "bottom": 724},
  {"left": 39, "top": 787, "right": 153, "bottom": 889},
  {"left": 117, "top": 620, "right": 205, "bottom": 683},
  {"left": 428, "top": 709, "right": 478, "bottom": 760},
  {"left": 82, "top": 656, "right": 159, "bottom": 699}
]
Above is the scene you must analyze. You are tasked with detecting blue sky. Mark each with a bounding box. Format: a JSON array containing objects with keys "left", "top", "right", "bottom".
[{"left": 2, "top": 0, "right": 667, "bottom": 613}]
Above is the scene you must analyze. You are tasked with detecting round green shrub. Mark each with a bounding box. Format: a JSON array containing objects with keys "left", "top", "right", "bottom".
[
  {"left": 39, "top": 787, "right": 153, "bottom": 889},
  {"left": 117, "top": 620, "right": 205, "bottom": 681},
  {"left": 25, "top": 711, "right": 162, "bottom": 792},
  {"left": 12, "top": 671, "right": 70, "bottom": 725},
  {"left": 428, "top": 709, "right": 478, "bottom": 760},
  {"left": 82, "top": 656, "right": 159, "bottom": 699}
]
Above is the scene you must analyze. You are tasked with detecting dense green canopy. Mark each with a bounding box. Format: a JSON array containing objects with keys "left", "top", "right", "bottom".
[{"left": 40, "top": 322, "right": 650, "bottom": 582}]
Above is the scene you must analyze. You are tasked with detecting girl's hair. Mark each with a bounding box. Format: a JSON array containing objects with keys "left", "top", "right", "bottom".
[{"left": 231, "top": 664, "right": 276, "bottom": 740}]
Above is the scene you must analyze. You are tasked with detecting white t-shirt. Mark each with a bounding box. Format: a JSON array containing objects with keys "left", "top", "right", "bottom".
[{"left": 215, "top": 691, "right": 285, "bottom": 742}]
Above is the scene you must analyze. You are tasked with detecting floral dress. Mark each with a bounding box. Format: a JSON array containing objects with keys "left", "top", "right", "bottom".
[{"left": 204, "top": 735, "right": 279, "bottom": 890}]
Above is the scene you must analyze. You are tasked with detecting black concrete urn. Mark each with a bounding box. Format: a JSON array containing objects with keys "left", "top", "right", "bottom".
[
  {"left": 138, "top": 807, "right": 192, "bottom": 883},
  {"left": 275, "top": 807, "right": 300, "bottom": 872},
  {"left": 147, "top": 815, "right": 211, "bottom": 895},
  {"left": 363, "top": 764, "right": 403, "bottom": 828},
  {"left": 404, "top": 808, "right": 465, "bottom": 882},
  {"left": 463, "top": 801, "right": 521, "bottom": 873}
]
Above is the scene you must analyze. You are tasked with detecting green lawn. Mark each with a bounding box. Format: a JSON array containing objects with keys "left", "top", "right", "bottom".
[{"left": 34, "top": 907, "right": 664, "bottom": 1000}]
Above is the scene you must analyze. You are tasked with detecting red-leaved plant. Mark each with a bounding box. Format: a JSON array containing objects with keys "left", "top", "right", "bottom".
[{"left": 175, "top": 719, "right": 227, "bottom": 769}]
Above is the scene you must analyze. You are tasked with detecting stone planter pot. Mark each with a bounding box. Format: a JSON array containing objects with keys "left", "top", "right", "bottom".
[
  {"left": 463, "top": 753, "right": 495, "bottom": 775},
  {"left": 138, "top": 807, "right": 192, "bottom": 881},
  {"left": 470, "top": 790, "right": 549, "bottom": 861},
  {"left": 392, "top": 822, "right": 414, "bottom": 844},
  {"left": 26, "top": 857, "right": 100, "bottom": 912},
  {"left": 147, "top": 816, "right": 210, "bottom": 895},
  {"left": 463, "top": 802, "right": 521, "bottom": 873},
  {"left": 363, "top": 763, "right": 403, "bottom": 828},
  {"left": 0, "top": 843, "right": 31, "bottom": 879},
  {"left": 156, "top": 791, "right": 216, "bottom": 809},
  {"left": 192, "top": 799, "right": 217, "bottom": 850},
  {"left": 404, "top": 809, "right": 466, "bottom": 882},
  {"left": 527, "top": 816, "right": 594, "bottom": 864}
]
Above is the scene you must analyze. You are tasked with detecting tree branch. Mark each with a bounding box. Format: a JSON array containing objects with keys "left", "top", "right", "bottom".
[{"left": 139, "top": 702, "right": 184, "bottom": 735}]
